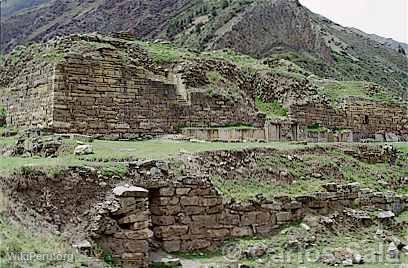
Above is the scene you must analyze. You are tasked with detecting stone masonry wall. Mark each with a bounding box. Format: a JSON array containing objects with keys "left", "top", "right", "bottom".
[
  {"left": 0, "top": 62, "right": 55, "bottom": 129},
  {"left": 290, "top": 100, "right": 408, "bottom": 138},
  {"left": 147, "top": 176, "right": 406, "bottom": 253},
  {"left": 50, "top": 49, "right": 260, "bottom": 136},
  {"left": 94, "top": 186, "right": 151, "bottom": 268}
]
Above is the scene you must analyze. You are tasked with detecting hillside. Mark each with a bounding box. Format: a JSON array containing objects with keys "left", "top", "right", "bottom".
[{"left": 1, "top": 0, "right": 407, "bottom": 99}]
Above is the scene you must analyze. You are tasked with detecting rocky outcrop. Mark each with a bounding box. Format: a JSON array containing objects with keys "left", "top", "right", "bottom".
[{"left": 210, "top": 0, "right": 333, "bottom": 62}]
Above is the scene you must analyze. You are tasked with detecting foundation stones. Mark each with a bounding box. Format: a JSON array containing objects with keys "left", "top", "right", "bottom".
[{"left": 95, "top": 185, "right": 151, "bottom": 267}]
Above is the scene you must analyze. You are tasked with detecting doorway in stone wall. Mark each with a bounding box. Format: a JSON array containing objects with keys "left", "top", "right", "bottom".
[{"left": 364, "top": 115, "right": 369, "bottom": 125}]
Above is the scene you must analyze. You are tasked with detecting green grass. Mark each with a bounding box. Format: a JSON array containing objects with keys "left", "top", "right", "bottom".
[
  {"left": 80, "top": 139, "right": 305, "bottom": 161},
  {"left": 0, "top": 138, "right": 309, "bottom": 176},
  {"left": 176, "top": 223, "right": 408, "bottom": 267},
  {"left": 306, "top": 123, "right": 329, "bottom": 133},
  {"left": 203, "top": 49, "right": 269, "bottom": 73},
  {"left": 0, "top": 133, "right": 16, "bottom": 145},
  {"left": 211, "top": 176, "right": 324, "bottom": 201},
  {"left": 206, "top": 70, "right": 223, "bottom": 84},
  {"left": 211, "top": 144, "right": 408, "bottom": 201},
  {"left": 395, "top": 142, "right": 408, "bottom": 153},
  {"left": 316, "top": 80, "right": 397, "bottom": 104},
  {"left": 0, "top": 216, "right": 87, "bottom": 267},
  {"left": 255, "top": 98, "right": 288, "bottom": 119},
  {"left": 136, "top": 41, "right": 270, "bottom": 73},
  {"left": 136, "top": 41, "right": 197, "bottom": 63}
]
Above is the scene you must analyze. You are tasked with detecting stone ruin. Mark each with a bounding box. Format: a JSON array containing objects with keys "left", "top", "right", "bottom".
[
  {"left": 289, "top": 98, "right": 408, "bottom": 142},
  {"left": 0, "top": 32, "right": 407, "bottom": 141},
  {"left": 0, "top": 33, "right": 262, "bottom": 139},
  {"left": 1, "top": 145, "right": 406, "bottom": 267}
]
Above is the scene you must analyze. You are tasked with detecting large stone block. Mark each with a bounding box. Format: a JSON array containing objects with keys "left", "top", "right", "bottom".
[
  {"left": 153, "top": 225, "right": 189, "bottom": 239},
  {"left": 113, "top": 186, "right": 149, "bottom": 198}
]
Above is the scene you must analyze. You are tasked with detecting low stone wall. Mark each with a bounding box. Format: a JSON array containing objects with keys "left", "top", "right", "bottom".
[
  {"left": 290, "top": 99, "right": 408, "bottom": 140},
  {"left": 182, "top": 127, "right": 266, "bottom": 142},
  {"left": 182, "top": 120, "right": 299, "bottom": 142},
  {"left": 94, "top": 186, "right": 151, "bottom": 268},
  {"left": 302, "top": 130, "right": 354, "bottom": 143},
  {"left": 2, "top": 157, "right": 406, "bottom": 267},
  {"left": 147, "top": 178, "right": 406, "bottom": 253}
]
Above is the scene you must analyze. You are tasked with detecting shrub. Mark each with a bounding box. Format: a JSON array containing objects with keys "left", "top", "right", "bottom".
[{"left": 255, "top": 98, "right": 288, "bottom": 119}]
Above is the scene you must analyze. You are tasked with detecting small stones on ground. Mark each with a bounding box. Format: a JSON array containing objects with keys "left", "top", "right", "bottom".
[
  {"left": 244, "top": 244, "right": 266, "bottom": 258},
  {"left": 300, "top": 223, "right": 311, "bottom": 231},
  {"left": 388, "top": 242, "right": 399, "bottom": 258},
  {"left": 352, "top": 253, "right": 364, "bottom": 264},
  {"left": 318, "top": 252, "right": 337, "bottom": 265},
  {"left": 74, "top": 144, "right": 93, "bottom": 155},
  {"left": 152, "top": 257, "right": 181, "bottom": 267},
  {"left": 342, "top": 258, "right": 353, "bottom": 266},
  {"left": 317, "top": 248, "right": 364, "bottom": 266},
  {"left": 401, "top": 245, "right": 408, "bottom": 255},
  {"left": 72, "top": 239, "right": 92, "bottom": 249},
  {"left": 377, "top": 211, "right": 395, "bottom": 220}
]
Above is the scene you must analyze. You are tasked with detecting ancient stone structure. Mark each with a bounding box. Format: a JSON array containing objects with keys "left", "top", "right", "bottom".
[
  {"left": 93, "top": 177, "right": 406, "bottom": 266},
  {"left": 2, "top": 146, "right": 406, "bottom": 266},
  {"left": 145, "top": 177, "right": 406, "bottom": 253},
  {"left": 0, "top": 34, "right": 261, "bottom": 137},
  {"left": 182, "top": 119, "right": 299, "bottom": 142},
  {"left": 290, "top": 99, "right": 408, "bottom": 141},
  {"left": 95, "top": 186, "right": 151, "bottom": 268}
]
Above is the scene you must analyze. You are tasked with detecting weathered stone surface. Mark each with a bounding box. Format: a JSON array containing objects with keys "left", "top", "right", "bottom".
[
  {"left": 162, "top": 240, "right": 181, "bottom": 252},
  {"left": 276, "top": 212, "right": 292, "bottom": 223},
  {"left": 113, "top": 229, "right": 153, "bottom": 240},
  {"left": 154, "top": 225, "right": 189, "bottom": 239},
  {"left": 378, "top": 210, "right": 395, "bottom": 219},
  {"left": 152, "top": 257, "right": 181, "bottom": 267},
  {"left": 74, "top": 144, "right": 93, "bottom": 155},
  {"left": 113, "top": 186, "right": 148, "bottom": 198},
  {"left": 231, "top": 227, "right": 253, "bottom": 237}
]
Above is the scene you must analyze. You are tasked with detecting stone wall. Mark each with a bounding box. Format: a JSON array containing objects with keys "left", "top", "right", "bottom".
[
  {"left": 95, "top": 186, "right": 151, "bottom": 268},
  {"left": 182, "top": 127, "right": 266, "bottom": 142},
  {"left": 0, "top": 62, "right": 55, "bottom": 129},
  {"left": 290, "top": 99, "right": 408, "bottom": 140},
  {"left": 181, "top": 120, "right": 299, "bottom": 142},
  {"left": 3, "top": 157, "right": 406, "bottom": 266},
  {"left": 1, "top": 47, "right": 260, "bottom": 136},
  {"left": 146, "top": 176, "right": 406, "bottom": 253}
]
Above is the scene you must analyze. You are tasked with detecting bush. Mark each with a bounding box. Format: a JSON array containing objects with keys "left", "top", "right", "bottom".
[{"left": 256, "top": 98, "right": 288, "bottom": 119}]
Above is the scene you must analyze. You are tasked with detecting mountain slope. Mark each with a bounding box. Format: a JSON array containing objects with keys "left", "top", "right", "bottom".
[{"left": 1, "top": 0, "right": 407, "bottom": 98}]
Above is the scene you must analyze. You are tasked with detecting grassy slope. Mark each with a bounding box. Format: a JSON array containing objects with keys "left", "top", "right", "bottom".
[
  {"left": 0, "top": 217, "right": 88, "bottom": 267},
  {"left": 0, "top": 138, "right": 308, "bottom": 176},
  {"left": 178, "top": 223, "right": 408, "bottom": 267},
  {"left": 212, "top": 144, "right": 408, "bottom": 201}
]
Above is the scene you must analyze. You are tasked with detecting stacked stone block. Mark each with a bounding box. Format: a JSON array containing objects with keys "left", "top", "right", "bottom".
[
  {"left": 0, "top": 63, "right": 55, "bottom": 129},
  {"left": 148, "top": 176, "right": 406, "bottom": 253},
  {"left": 98, "top": 186, "right": 151, "bottom": 268},
  {"left": 290, "top": 100, "right": 408, "bottom": 139}
]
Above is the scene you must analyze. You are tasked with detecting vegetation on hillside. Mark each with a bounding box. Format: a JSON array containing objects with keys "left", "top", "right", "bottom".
[
  {"left": 255, "top": 98, "right": 288, "bottom": 119},
  {"left": 212, "top": 145, "right": 408, "bottom": 201}
]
